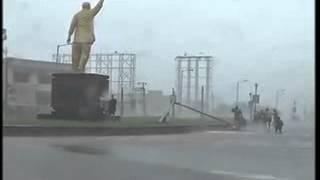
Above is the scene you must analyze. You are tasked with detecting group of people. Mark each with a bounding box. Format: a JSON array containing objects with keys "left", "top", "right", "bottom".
[
  {"left": 257, "top": 108, "right": 284, "bottom": 134},
  {"left": 232, "top": 106, "right": 284, "bottom": 133}
]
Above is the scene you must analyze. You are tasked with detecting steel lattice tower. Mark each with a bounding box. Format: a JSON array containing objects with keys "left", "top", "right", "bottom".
[
  {"left": 175, "top": 54, "right": 213, "bottom": 112},
  {"left": 53, "top": 52, "right": 136, "bottom": 98}
]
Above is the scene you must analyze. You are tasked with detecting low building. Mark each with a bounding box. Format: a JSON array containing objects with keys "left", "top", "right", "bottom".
[{"left": 3, "top": 57, "right": 72, "bottom": 119}]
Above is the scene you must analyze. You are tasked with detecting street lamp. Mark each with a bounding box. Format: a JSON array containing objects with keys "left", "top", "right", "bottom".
[
  {"left": 249, "top": 92, "right": 254, "bottom": 121},
  {"left": 275, "top": 89, "right": 285, "bottom": 110},
  {"left": 236, "top": 79, "right": 248, "bottom": 107}
]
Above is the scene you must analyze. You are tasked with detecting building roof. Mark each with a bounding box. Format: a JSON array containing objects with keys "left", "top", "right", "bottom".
[{"left": 4, "top": 57, "right": 71, "bottom": 70}]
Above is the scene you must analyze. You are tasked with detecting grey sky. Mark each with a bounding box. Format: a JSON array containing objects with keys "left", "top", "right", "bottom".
[{"left": 3, "top": 0, "right": 314, "bottom": 114}]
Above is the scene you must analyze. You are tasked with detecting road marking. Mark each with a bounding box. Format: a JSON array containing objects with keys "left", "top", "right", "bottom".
[
  {"left": 206, "top": 131, "right": 256, "bottom": 135},
  {"left": 210, "top": 170, "right": 289, "bottom": 180}
]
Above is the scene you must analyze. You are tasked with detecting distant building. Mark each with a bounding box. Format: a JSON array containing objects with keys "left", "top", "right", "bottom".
[
  {"left": 146, "top": 90, "right": 170, "bottom": 115},
  {"left": 118, "top": 90, "right": 170, "bottom": 117},
  {"left": 3, "top": 57, "right": 72, "bottom": 119}
]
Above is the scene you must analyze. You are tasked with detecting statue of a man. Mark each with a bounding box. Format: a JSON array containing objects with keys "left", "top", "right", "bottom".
[{"left": 67, "top": 0, "right": 105, "bottom": 72}]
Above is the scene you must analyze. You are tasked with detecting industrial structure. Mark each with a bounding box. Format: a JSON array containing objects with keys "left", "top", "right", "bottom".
[
  {"left": 175, "top": 54, "right": 214, "bottom": 113},
  {"left": 52, "top": 52, "right": 136, "bottom": 98}
]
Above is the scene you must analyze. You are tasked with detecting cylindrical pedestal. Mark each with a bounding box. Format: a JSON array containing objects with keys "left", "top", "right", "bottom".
[{"left": 51, "top": 73, "right": 109, "bottom": 120}]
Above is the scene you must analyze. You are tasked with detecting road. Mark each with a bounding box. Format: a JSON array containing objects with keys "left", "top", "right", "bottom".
[{"left": 3, "top": 121, "right": 314, "bottom": 180}]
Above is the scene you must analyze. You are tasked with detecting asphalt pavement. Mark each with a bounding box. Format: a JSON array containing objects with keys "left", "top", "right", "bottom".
[{"left": 3, "top": 121, "right": 314, "bottom": 180}]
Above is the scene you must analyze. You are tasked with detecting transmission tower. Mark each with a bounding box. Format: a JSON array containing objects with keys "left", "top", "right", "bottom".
[{"left": 175, "top": 54, "right": 213, "bottom": 112}]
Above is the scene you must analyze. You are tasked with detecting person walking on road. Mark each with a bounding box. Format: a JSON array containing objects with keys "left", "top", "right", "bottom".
[
  {"left": 108, "top": 94, "right": 117, "bottom": 121},
  {"left": 232, "top": 106, "right": 242, "bottom": 129},
  {"left": 273, "top": 109, "right": 284, "bottom": 134},
  {"left": 265, "top": 108, "right": 272, "bottom": 130}
]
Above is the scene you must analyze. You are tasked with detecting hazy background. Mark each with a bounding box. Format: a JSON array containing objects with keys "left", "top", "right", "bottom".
[{"left": 3, "top": 0, "right": 315, "bottom": 118}]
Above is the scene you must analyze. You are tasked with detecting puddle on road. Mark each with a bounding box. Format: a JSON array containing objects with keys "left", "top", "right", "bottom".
[{"left": 51, "top": 144, "right": 108, "bottom": 156}]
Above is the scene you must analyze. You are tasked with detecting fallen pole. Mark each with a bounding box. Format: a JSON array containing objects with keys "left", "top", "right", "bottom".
[{"left": 174, "top": 102, "right": 232, "bottom": 126}]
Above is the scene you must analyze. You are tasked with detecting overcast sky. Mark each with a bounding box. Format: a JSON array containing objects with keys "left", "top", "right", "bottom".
[{"left": 3, "top": 0, "right": 315, "bottom": 114}]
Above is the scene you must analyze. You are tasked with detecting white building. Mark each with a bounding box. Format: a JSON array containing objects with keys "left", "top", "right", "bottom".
[{"left": 3, "top": 57, "right": 72, "bottom": 119}]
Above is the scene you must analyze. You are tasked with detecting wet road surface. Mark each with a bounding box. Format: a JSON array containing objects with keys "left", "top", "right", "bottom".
[{"left": 4, "top": 122, "right": 314, "bottom": 180}]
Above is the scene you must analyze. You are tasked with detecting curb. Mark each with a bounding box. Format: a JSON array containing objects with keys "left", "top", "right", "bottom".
[{"left": 3, "top": 125, "right": 236, "bottom": 137}]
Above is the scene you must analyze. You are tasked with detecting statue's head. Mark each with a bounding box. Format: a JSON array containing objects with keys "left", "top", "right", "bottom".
[{"left": 82, "top": 2, "right": 91, "bottom": 9}]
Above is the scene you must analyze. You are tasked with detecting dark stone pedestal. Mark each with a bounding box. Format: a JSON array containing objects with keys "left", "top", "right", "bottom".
[{"left": 42, "top": 73, "right": 109, "bottom": 120}]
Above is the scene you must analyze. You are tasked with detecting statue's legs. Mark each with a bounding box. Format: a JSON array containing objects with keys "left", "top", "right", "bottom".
[
  {"left": 78, "top": 44, "right": 92, "bottom": 72},
  {"left": 72, "top": 43, "right": 81, "bottom": 72}
]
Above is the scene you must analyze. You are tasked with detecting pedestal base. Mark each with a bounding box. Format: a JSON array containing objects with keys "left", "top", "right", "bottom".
[{"left": 47, "top": 73, "right": 109, "bottom": 120}]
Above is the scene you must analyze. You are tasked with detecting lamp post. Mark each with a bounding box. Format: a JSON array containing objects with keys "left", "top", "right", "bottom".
[
  {"left": 249, "top": 92, "right": 253, "bottom": 121},
  {"left": 236, "top": 79, "right": 248, "bottom": 107},
  {"left": 253, "top": 83, "right": 259, "bottom": 119}
]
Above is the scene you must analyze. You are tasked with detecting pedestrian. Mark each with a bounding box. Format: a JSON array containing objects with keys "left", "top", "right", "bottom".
[
  {"left": 108, "top": 94, "right": 117, "bottom": 121},
  {"left": 273, "top": 109, "right": 284, "bottom": 134},
  {"left": 232, "top": 106, "right": 242, "bottom": 129},
  {"left": 265, "top": 108, "right": 272, "bottom": 130}
]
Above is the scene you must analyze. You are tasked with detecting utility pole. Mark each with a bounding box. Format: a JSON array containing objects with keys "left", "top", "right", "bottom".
[
  {"left": 195, "top": 60, "right": 199, "bottom": 102},
  {"left": 120, "top": 87, "right": 124, "bottom": 116},
  {"left": 180, "top": 70, "right": 184, "bottom": 103},
  {"left": 187, "top": 60, "right": 191, "bottom": 105},
  {"left": 249, "top": 92, "right": 253, "bottom": 121},
  {"left": 253, "top": 83, "right": 258, "bottom": 120},
  {"left": 137, "top": 82, "right": 147, "bottom": 116},
  {"left": 201, "top": 86, "right": 204, "bottom": 119},
  {"left": 3, "top": 28, "right": 7, "bottom": 120},
  {"left": 205, "top": 59, "right": 211, "bottom": 112},
  {"left": 171, "top": 88, "right": 176, "bottom": 119}
]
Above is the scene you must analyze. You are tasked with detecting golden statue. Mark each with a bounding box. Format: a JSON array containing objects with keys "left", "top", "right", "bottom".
[{"left": 67, "top": 0, "right": 105, "bottom": 72}]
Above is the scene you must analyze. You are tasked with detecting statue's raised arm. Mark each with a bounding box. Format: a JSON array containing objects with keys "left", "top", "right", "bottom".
[{"left": 91, "top": 0, "right": 105, "bottom": 16}]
